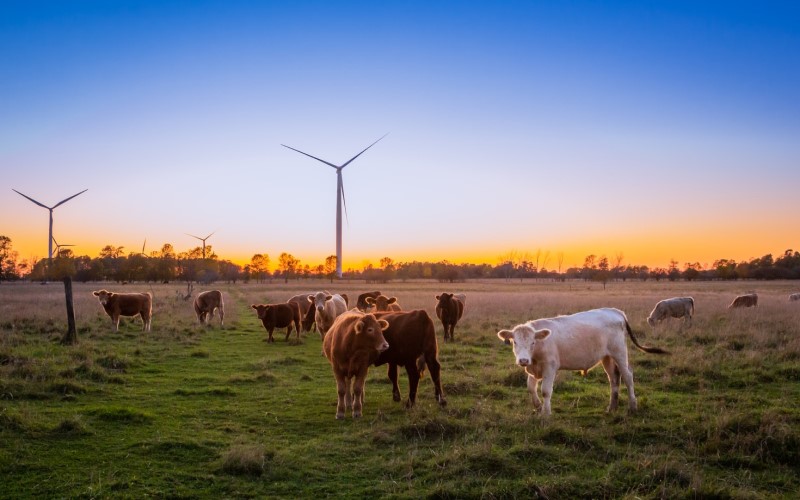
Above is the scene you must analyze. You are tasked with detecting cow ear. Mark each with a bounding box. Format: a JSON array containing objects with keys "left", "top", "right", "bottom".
[
  {"left": 251, "top": 305, "right": 257, "bottom": 310},
  {"left": 447, "top": 293, "right": 454, "bottom": 298},
  {"left": 307, "top": 295, "right": 314, "bottom": 303},
  {"left": 388, "top": 297, "right": 397, "bottom": 304},
  {"left": 435, "top": 295, "right": 441, "bottom": 300},
  {"left": 365, "top": 297, "right": 375, "bottom": 305},
  {"left": 325, "top": 295, "right": 333, "bottom": 301},
  {"left": 534, "top": 329, "right": 551, "bottom": 340},
  {"left": 378, "top": 319, "right": 390, "bottom": 330},
  {"left": 93, "top": 291, "right": 100, "bottom": 296},
  {"left": 355, "top": 320, "right": 364, "bottom": 334},
  {"left": 497, "top": 330, "right": 514, "bottom": 342}
]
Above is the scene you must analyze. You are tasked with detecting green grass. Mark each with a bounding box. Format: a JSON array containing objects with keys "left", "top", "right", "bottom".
[{"left": 1, "top": 280, "right": 799, "bottom": 497}]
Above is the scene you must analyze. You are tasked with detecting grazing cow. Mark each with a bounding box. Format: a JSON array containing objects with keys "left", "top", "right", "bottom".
[
  {"left": 647, "top": 297, "right": 694, "bottom": 329},
  {"left": 194, "top": 290, "right": 224, "bottom": 327},
  {"left": 251, "top": 302, "right": 301, "bottom": 342},
  {"left": 92, "top": 290, "right": 152, "bottom": 332},
  {"left": 323, "top": 311, "right": 390, "bottom": 419},
  {"left": 365, "top": 294, "right": 402, "bottom": 312},
  {"left": 789, "top": 293, "right": 800, "bottom": 302},
  {"left": 374, "top": 310, "right": 447, "bottom": 408},
  {"left": 435, "top": 293, "right": 465, "bottom": 342},
  {"left": 308, "top": 292, "right": 348, "bottom": 339},
  {"left": 356, "top": 291, "right": 382, "bottom": 312},
  {"left": 288, "top": 292, "right": 321, "bottom": 333},
  {"left": 729, "top": 293, "right": 758, "bottom": 309},
  {"left": 497, "top": 308, "right": 669, "bottom": 416}
]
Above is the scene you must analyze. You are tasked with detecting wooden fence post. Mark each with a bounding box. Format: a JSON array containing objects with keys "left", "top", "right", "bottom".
[{"left": 62, "top": 276, "right": 78, "bottom": 345}]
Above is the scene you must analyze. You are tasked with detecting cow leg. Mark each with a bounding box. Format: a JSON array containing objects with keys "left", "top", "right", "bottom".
[
  {"left": 219, "top": 307, "right": 224, "bottom": 327},
  {"left": 112, "top": 314, "right": 120, "bottom": 332},
  {"left": 267, "top": 327, "right": 274, "bottom": 343},
  {"left": 404, "top": 362, "right": 421, "bottom": 409},
  {"left": 425, "top": 355, "right": 447, "bottom": 407},
  {"left": 602, "top": 356, "right": 621, "bottom": 412},
  {"left": 352, "top": 369, "right": 369, "bottom": 418},
  {"left": 143, "top": 313, "right": 151, "bottom": 332},
  {"left": 285, "top": 326, "right": 291, "bottom": 341},
  {"left": 388, "top": 363, "right": 401, "bottom": 402},
  {"left": 335, "top": 373, "right": 347, "bottom": 419},
  {"left": 613, "top": 359, "right": 637, "bottom": 412},
  {"left": 540, "top": 369, "right": 556, "bottom": 416},
  {"left": 449, "top": 324, "right": 455, "bottom": 341},
  {"left": 527, "top": 374, "right": 542, "bottom": 410}
]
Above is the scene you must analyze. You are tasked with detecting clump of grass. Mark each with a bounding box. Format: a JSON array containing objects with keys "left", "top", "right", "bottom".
[
  {"left": 220, "top": 443, "right": 269, "bottom": 476},
  {"left": 174, "top": 387, "right": 236, "bottom": 397},
  {"left": 87, "top": 406, "right": 153, "bottom": 423},
  {"left": 399, "top": 417, "right": 465, "bottom": 441},
  {"left": 190, "top": 349, "right": 210, "bottom": 358},
  {"left": 96, "top": 353, "right": 131, "bottom": 371},
  {"left": 49, "top": 381, "right": 87, "bottom": 395},
  {"left": 51, "top": 415, "right": 91, "bottom": 436}
]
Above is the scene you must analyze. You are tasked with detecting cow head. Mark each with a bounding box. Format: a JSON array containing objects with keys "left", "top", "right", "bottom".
[
  {"left": 435, "top": 293, "right": 455, "bottom": 309},
  {"left": 251, "top": 304, "right": 271, "bottom": 320},
  {"left": 366, "top": 295, "right": 398, "bottom": 312},
  {"left": 646, "top": 316, "right": 656, "bottom": 327},
  {"left": 355, "top": 314, "right": 390, "bottom": 352},
  {"left": 497, "top": 324, "right": 550, "bottom": 367},
  {"left": 309, "top": 292, "right": 332, "bottom": 312},
  {"left": 93, "top": 290, "right": 114, "bottom": 305}
]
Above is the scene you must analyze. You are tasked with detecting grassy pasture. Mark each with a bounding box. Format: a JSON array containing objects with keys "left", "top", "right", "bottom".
[{"left": 1, "top": 279, "right": 799, "bottom": 498}]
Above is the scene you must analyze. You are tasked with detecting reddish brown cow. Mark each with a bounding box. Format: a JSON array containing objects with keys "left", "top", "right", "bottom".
[
  {"left": 301, "top": 302, "right": 317, "bottom": 333},
  {"left": 356, "top": 291, "right": 382, "bottom": 312},
  {"left": 251, "top": 302, "right": 301, "bottom": 342},
  {"left": 323, "top": 311, "right": 390, "bottom": 419},
  {"left": 729, "top": 293, "right": 758, "bottom": 308},
  {"left": 288, "top": 292, "right": 317, "bottom": 333},
  {"left": 435, "top": 293, "right": 465, "bottom": 342},
  {"left": 93, "top": 290, "right": 152, "bottom": 332},
  {"left": 194, "top": 290, "right": 224, "bottom": 326},
  {"left": 374, "top": 310, "right": 447, "bottom": 408},
  {"left": 365, "top": 294, "right": 402, "bottom": 312}
]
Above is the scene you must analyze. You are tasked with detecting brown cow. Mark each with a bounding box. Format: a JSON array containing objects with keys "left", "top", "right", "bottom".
[
  {"left": 729, "top": 293, "right": 758, "bottom": 309},
  {"left": 194, "top": 290, "right": 224, "bottom": 327},
  {"left": 435, "top": 293, "right": 465, "bottom": 342},
  {"left": 251, "top": 302, "right": 301, "bottom": 342},
  {"left": 374, "top": 310, "right": 447, "bottom": 408},
  {"left": 323, "top": 311, "right": 390, "bottom": 419},
  {"left": 356, "top": 291, "right": 381, "bottom": 312},
  {"left": 288, "top": 292, "right": 320, "bottom": 333},
  {"left": 92, "top": 290, "right": 152, "bottom": 332},
  {"left": 365, "top": 294, "right": 402, "bottom": 312}
]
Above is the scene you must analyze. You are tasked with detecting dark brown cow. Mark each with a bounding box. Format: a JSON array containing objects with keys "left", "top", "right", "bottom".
[
  {"left": 194, "top": 290, "right": 224, "bottom": 326},
  {"left": 301, "top": 302, "right": 317, "bottom": 333},
  {"left": 356, "top": 291, "right": 381, "bottom": 312},
  {"left": 435, "top": 293, "right": 465, "bottom": 342},
  {"left": 92, "top": 290, "right": 152, "bottom": 332},
  {"left": 729, "top": 293, "right": 758, "bottom": 308},
  {"left": 374, "top": 310, "right": 447, "bottom": 408},
  {"left": 365, "top": 294, "right": 401, "bottom": 312},
  {"left": 251, "top": 302, "right": 301, "bottom": 342},
  {"left": 323, "top": 311, "right": 390, "bottom": 419}
]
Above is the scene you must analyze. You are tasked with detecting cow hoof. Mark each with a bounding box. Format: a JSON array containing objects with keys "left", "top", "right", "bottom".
[
  {"left": 404, "top": 400, "right": 415, "bottom": 409},
  {"left": 392, "top": 392, "right": 401, "bottom": 402},
  {"left": 438, "top": 398, "right": 448, "bottom": 407},
  {"left": 353, "top": 412, "right": 362, "bottom": 418}
]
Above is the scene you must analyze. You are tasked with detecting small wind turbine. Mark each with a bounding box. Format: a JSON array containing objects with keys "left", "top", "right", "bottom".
[
  {"left": 282, "top": 134, "right": 387, "bottom": 278},
  {"left": 51, "top": 236, "right": 75, "bottom": 257},
  {"left": 186, "top": 232, "right": 215, "bottom": 259},
  {"left": 13, "top": 189, "right": 88, "bottom": 265}
]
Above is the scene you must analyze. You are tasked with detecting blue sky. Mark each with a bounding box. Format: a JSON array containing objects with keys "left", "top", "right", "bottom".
[{"left": 2, "top": 1, "right": 798, "bottom": 270}]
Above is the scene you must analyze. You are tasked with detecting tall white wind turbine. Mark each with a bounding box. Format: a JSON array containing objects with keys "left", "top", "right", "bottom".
[
  {"left": 281, "top": 134, "right": 387, "bottom": 278},
  {"left": 186, "top": 231, "right": 215, "bottom": 259},
  {"left": 12, "top": 189, "right": 88, "bottom": 265}
]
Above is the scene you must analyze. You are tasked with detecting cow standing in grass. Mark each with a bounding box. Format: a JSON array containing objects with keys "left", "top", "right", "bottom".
[
  {"left": 729, "top": 293, "right": 758, "bottom": 308},
  {"left": 366, "top": 294, "right": 402, "bottom": 312},
  {"left": 309, "top": 292, "right": 348, "bottom": 339},
  {"left": 647, "top": 296, "right": 694, "bottom": 330},
  {"left": 356, "top": 291, "right": 381, "bottom": 312},
  {"left": 251, "top": 302, "right": 301, "bottom": 342},
  {"left": 93, "top": 290, "right": 152, "bottom": 332},
  {"left": 435, "top": 293, "right": 465, "bottom": 342},
  {"left": 498, "top": 308, "right": 669, "bottom": 416},
  {"left": 289, "top": 292, "right": 325, "bottom": 333},
  {"left": 323, "top": 310, "right": 390, "bottom": 419},
  {"left": 194, "top": 290, "right": 224, "bottom": 327}
]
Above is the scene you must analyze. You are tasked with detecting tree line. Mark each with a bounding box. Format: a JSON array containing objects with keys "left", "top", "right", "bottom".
[{"left": 1, "top": 236, "right": 799, "bottom": 284}]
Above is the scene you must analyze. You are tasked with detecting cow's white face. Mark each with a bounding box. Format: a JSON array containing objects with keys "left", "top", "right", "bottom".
[
  {"left": 93, "top": 290, "right": 112, "bottom": 305},
  {"left": 497, "top": 325, "right": 550, "bottom": 367},
  {"left": 310, "top": 293, "right": 332, "bottom": 312}
]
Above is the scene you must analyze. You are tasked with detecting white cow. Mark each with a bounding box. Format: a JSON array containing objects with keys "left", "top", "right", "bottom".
[
  {"left": 789, "top": 293, "right": 800, "bottom": 302},
  {"left": 497, "top": 308, "right": 669, "bottom": 416},
  {"left": 647, "top": 297, "right": 694, "bottom": 329},
  {"left": 308, "top": 292, "right": 348, "bottom": 340}
]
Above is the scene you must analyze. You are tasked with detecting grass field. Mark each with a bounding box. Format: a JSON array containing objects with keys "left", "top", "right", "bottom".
[{"left": 1, "top": 279, "right": 799, "bottom": 498}]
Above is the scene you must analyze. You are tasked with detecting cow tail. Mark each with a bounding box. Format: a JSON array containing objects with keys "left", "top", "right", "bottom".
[
  {"left": 416, "top": 355, "right": 427, "bottom": 378},
  {"left": 625, "top": 320, "right": 670, "bottom": 355},
  {"left": 690, "top": 297, "right": 695, "bottom": 315}
]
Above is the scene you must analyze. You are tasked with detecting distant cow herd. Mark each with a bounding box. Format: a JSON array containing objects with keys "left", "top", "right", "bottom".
[{"left": 90, "top": 288, "right": 797, "bottom": 419}]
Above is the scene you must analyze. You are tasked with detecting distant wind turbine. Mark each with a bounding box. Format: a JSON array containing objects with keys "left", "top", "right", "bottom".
[
  {"left": 281, "top": 134, "right": 388, "bottom": 278},
  {"left": 51, "top": 236, "right": 75, "bottom": 257},
  {"left": 12, "top": 189, "right": 88, "bottom": 265},
  {"left": 186, "top": 232, "right": 215, "bottom": 259}
]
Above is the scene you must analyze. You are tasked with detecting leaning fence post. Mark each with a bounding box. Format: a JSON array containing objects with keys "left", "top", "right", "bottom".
[{"left": 62, "top": 276, "right": 78, "bottom": 345}]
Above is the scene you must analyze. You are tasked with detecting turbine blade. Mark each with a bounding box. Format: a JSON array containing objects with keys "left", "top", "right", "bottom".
[
  {"left": 205, "top": 231, "right": 216, "bottom": 240},
  {"left": 186, "top": 233, "right": 203, "bottom": 240},
  {"left": 142, "top": 239, "right": 147, "bottom": 254},
  {"left": 281, "top": 144, "right": 339, "bottom": 169},
  {"left": 12, "top": 189, "right": 50, "bottom": 209},
  {"left": 340, "top": 179, "right": 349, "bottom": 226},
  {"left": 52, "top": 189, "right": 88, "bottom": 209},
  {"left": 52, "top": 236, "right": 59, "bottom": 247},
  {"left": 340, "top": 133, "right": 389, "bottom": 169}
]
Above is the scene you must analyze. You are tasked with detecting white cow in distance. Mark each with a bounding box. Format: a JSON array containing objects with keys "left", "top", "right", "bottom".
[
  {"left": 647, "top": 297, "right": 694, "bottom": 330},
  {"left": 497, "top": 308, "right": 669, "bottom": 416},
  {"left": 308, "top": 292, "right": 348, "bottom": 340}
]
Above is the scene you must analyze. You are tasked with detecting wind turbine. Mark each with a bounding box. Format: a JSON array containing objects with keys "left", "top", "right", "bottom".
[
  {"left": 51, "top": 236, "right": 75, "bottom": 257},
  {"left": 281, "top": 134, "right": 388, "bottom": 278},
  {"left": 186, "top": 231, "right": 215, "bottom": 259},
  {"left": 12, "top": 189, "right": 88, "bottom": 266}
]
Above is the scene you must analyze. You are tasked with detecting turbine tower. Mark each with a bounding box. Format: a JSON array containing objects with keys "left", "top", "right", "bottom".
[
  {"left": 282, "top": 134, "right": 387, "bottom": 278},
  {"left": 12, "top": 189, "right": 88, "bottom": 265},
  {"left": 186, "top": 232, "right": 215, "bottom": 259}
]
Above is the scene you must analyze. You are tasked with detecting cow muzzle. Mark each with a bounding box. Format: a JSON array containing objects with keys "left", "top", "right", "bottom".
[
  {"left": 377, "top": 341, "right": 390, "bottom": 352},
  {"left": 317, "top": 306, "right": 324, "bottom": 312},
  {"left": 517, "top": 358, "right": 531, "bottom": 367}
]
